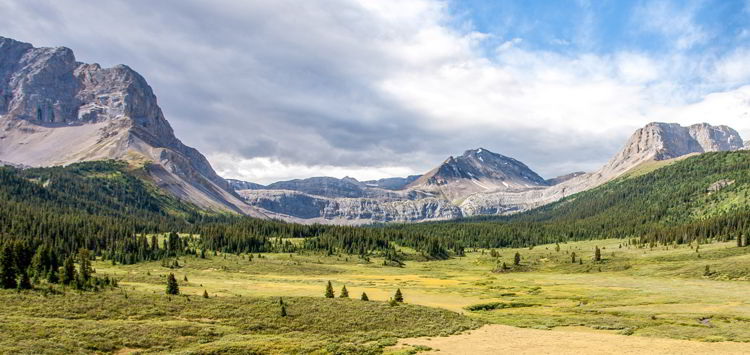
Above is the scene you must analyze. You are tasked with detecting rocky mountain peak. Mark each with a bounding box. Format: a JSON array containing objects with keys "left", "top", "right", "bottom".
[
  {"left": 602, "top": 122, "right": 744, "bottom": 178},
  {"left": 0, "top": 36, "right": 262, "bottom": 216}
]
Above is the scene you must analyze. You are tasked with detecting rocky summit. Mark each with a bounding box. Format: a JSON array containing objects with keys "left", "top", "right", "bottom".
[
  {"left": 236, "top": 122, "right": 746, "bottom": 224},
  {"left": 0, "top": 37, "right": 263, "bottom": 217},
  {"left": 1, "top": 37, "right": 746, "bottom": 225}
]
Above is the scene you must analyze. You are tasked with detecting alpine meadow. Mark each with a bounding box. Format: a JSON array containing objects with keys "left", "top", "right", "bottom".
[{"left": 2, "top": 1, "right": 750, "bottom": 354}]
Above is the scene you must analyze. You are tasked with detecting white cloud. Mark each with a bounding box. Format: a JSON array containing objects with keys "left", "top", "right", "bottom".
[
  {"left": 0, "top": 0, "right": 749, "bottom": 183},
  {"left": 209, "top": 153, "right": 417, "bottom": 184}
]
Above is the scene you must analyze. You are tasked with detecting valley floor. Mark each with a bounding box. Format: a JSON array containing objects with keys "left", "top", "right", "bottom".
[
  {"left": 6, "top": 237, "right": 750, "bottom": 353},
  {"left": 394, "top": 324, "right": 750, "bottom": 354}
]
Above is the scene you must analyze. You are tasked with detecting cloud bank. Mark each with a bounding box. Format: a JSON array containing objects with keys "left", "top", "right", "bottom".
[{"left": 1, "top": 0, "right": 749, "bottom": 183}]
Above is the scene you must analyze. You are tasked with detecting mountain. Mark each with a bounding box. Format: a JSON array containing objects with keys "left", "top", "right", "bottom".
[
  {"left": 237, "top": 122, "right": 745, "bottom": 224},
  {"left": 408, "top": 148, "right": 548, "bottom": 202},
  {"left": 362, "top": 175, "right": 421, "bottom": 190},
  {"left": 545, "top": 172, "right": 586, "bottom": 185},
  {"left": 0, "top": 37, "right": 263, "bottom": 217},
  {"left": 460, "top": 122, "right": 746, "bottom": 215},
  {"left": 227, "top": 179, "right": 266, "bottom": 191},
  {"left": 386, "top": 149, "right": 750, "bottom": 248}
]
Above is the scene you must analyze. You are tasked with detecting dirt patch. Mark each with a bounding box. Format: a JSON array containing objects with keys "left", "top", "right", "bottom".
[{"left": 395, "top": 324, "right": 750, "bottom": 354}]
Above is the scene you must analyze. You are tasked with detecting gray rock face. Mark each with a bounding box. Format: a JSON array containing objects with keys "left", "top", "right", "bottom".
[
  {"left": 227, "top": 179, "right": 266, "bottom": 191},
  {"left": 545, "top": 172, "right": 586, "bottom": 185},
  {"left": 0, "top": 37, "right": 263, "bottom": 216},
  {"left": 362, "top": 175, "right": 421, "bottom": 190},
  {"left": 238, "top": 123, "right": 744, "bottom": 224}
]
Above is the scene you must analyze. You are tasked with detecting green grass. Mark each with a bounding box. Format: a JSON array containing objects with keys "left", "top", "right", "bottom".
[
  {"left": 0, "top": 288, "right": 480, "bottom": 354},
  {"left": 7, "top": 238, "right": 750, "bottom": 353}
]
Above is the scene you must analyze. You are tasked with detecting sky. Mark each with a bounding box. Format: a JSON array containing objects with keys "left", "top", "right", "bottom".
[{"left": 2, "top": 0, "right": 750, "bottom": 184}]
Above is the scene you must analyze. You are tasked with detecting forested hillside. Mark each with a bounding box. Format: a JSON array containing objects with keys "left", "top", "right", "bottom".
[
  {"left": 384, "top": 151, "right": 750, "bottom": 248},
  {"left": 2, "top": 150, "right": 750, "bottom": 286}
]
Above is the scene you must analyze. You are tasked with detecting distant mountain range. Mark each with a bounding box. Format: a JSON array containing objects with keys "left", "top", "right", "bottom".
[{"left": 1, "top": 37, "right": 746, "bottom": 224}]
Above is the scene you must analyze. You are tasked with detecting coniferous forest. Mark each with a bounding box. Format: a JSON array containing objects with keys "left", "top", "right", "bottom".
[{"left": 2, "top": 151, "right": 750, "bottom": 289}]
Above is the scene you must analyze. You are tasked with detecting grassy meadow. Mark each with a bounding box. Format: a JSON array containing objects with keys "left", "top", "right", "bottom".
[{"left": 5, "top": 236, "right": 750, "bottom": 353}]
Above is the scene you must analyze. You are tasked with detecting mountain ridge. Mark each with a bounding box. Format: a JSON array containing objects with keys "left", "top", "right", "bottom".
[{"left": 0, "top": 36, "right": 264, "bottom": 217}]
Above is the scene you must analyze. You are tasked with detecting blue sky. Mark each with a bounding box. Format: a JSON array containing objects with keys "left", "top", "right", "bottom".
[
  {"left": 454, "top": 0, "right": 749, "bottom": 56},
  {"left": 2, "top": 0, "right": 750, "bottom": 183}
]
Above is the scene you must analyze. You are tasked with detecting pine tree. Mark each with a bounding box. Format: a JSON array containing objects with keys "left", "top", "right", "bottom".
[
  {"left": 594, "top": 246, "right": 601, "bottom": 262},
  {"left": 203, "top": 289, "right": 209, "bottom": 298},
  {"left": 280, "top": 304, "right": 287, "bottom": 317},
  {"left": 166, "top": 273, "right": 179, "bottom": 295},
  {"left": 62, "top": 256, "right": 76, "bottom": 285},
  {"left": 325, "top": 281, "right": 335, "bottom": 298},
  {"left": 361, "top": 292, "right": 369, "bottom": 301},
  {"left": 394, "top": 288, "right": 404, "bottom": 303},
  {"left": 514, "top": 252, "right": 521, "bottom": 266},
  {"left": 340, "top": 285, "right": 349, "bottom": 298},
  {"left": 0, "top": 244, "right": 17, "bottom": 289}
]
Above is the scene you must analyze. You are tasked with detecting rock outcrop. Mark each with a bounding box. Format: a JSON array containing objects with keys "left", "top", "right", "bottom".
[
  {"left": 0, "top": 37, "right": 264, "bottom": 216},
  {"left": 237, "top": 122, "right": 744, "bottom": 224}
]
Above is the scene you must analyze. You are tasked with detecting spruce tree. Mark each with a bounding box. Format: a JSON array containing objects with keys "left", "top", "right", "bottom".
[
  {"left": 62, "top": 256, "right": 76, "bottom": 285},
  {"left": 166, "top": 273, "right": 179, "bottom": 295},
  {"left": 280, "top": 304, "right": 287, "bottom": 317},
  {"left": 394, "top": 288, "right": 404, "bottom": 303},
  {"left": 325, "top": 280, "right": 335, "bottom": 298},
  {"left": 361, "top": 292, "right": 369, "bottom": 301},
  {"left": 203, "top": 289, "right": 209, "bottom": 298},
  {"left": 340, "top": 285, "right": 349, "bottom": 298},
  {"left": 17, "top": 271, "right": 31, "bottom": 290},
  {"left": 46, "top": 269, "right": 59, "bottom": 284},
  {"left": 594, "top": 246, "right": 601, "bottom": 262},
  {"left": 77, "top": 249, "right": 92, "bottom": 283},
  {"left": 514, "top": 252, "right": 521, "bottom": 266},
  {"left": 0, "top": 244, "right": 17, "bottom": 289}
]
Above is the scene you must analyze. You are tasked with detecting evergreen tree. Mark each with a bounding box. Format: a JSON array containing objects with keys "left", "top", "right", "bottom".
[
  {"left": 17, "top": 271, "right": 31, "bottom": 290},
  {"left": 183, "top": 275, "right": 188, "bottom": 282},
  {"left": 77, "top": 249, "right": 93, "bottom": 283},
  {"left": 62, "top": 256, "right": 76, "bottom": 285},
  {"left": 166, "top": 273, "right": 179, "bottom": 295},
  {"left": 0, "top": 244, "right": 17, "bottom": 289},
  {"left": 203, "top": 289, "right": 209, "bottom": 298},
  {"left": 46, "top": 268, "right": 59, "bottom": 284},
  {"left": 571, "top": 252, "right": 576, "bottom": 263},
  {"left": 361, "top": 292, "right": 369, "bottom": 301},
  {"left": 280, "top": 304, "right": 287, "bottom": 317},
  {"left": 325, "top": 280, "right": 335, "bottom": 298},
  {"left": 514, "top": 252, "right": 521, "bottom": 266},
  {"left": 394, "top": 288, "right": 404, "bottom": 303},
  {"left": 340, "top": 285, "right": 349, "bottom": 298},
  {"left": 594, "top": 246, "right": 601, "bottom": 262}
]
